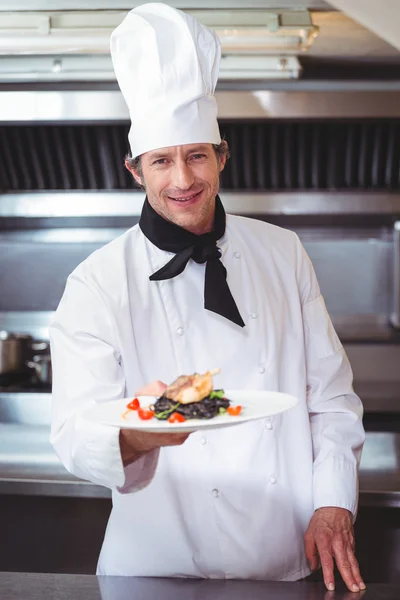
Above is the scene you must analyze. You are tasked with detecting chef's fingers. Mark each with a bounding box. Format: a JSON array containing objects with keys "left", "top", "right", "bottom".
[
  {"left": 346, "top": 546, "right": 366, "bottom": 590},
  {"left": 348, "top": 530, "right": 355, "bottom": 552},
  {"left": 135, "top": 380, "right": 167, "bottom": 396},
  {"left": 317, "top": 544, "right": 335, "bottom": 592},
  {"left": 331, "top": 535, "right": 360, "bottom": 592},
  {"left": 304, "top": 533, "right": 320, "bottom": 571}
]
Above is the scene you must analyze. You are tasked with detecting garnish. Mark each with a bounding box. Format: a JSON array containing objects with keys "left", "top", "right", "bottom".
[
  {"left": 168, "top": 412, "right": 186, "bottom": 423},
  {"left": 209, "top": 389, "right": 225, "bottom": 400},
  {"left": 127, "top": 398, "right": 140, "bottom": 410},
  {"left": 138, "top": 409, "right": 155, "bottom": 421},
  {"left": 227, "top": 405, "right": 242, "bottom": 416},
  {"left": 153, "top": 401, "right": 181, "bottom": 420}
]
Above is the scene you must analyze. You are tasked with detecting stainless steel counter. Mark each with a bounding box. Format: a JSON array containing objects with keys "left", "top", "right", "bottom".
[
  {"left": 0, "top": 392, "right": 109, "bottom": 498},
  {"left": 1, "top": 392, "right": 400, "bottom": 506},
  {"left": 0, "top": 424, "right": 110, "bottom": 498},
  {"left": 2, "top": 572, "right": 398, "bottom": 600}
]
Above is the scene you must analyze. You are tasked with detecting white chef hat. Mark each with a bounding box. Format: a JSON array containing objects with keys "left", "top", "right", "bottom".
[{"left": 110, "top": 3, "right": 222, "bottom": 158}]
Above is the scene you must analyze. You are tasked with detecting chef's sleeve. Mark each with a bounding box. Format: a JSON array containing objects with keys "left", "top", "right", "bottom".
[
  {"left": 49, "top": 266, "right": 159, "bottom": 494},
  {"left": 295, "top": 235, "right": 365, "bottom": 518}
]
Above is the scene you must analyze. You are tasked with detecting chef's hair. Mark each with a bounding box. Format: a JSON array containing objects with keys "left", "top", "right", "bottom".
[{"left": 125, "top": 140, "right": 230, "bottom": 180}]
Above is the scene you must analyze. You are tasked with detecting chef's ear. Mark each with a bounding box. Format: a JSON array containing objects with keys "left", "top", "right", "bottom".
[
  {"left": 125, "top": 156, "right": 145, "bottom": 189},
  {"left": 217, "top": 139, "right": 229, "bottom": 173},
  {"left": 219, "top": 154, "right": 227, "bottom": 173}
]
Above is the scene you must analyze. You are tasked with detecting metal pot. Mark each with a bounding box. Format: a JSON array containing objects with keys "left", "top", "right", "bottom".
[
  {"left": 26, "top": 354, "right": 52, "bottom": 386},
  {"left": 0, "top": 331, "right": 33, "bottom": 375}
]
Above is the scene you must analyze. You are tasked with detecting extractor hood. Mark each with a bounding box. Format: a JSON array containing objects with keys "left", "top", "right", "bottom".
[
  {"left": 0, "top": 54, "right": 303, "bottom": 82},
  {"left": 0, "top": 1, "right": 332, "bottom": 9},
  {"left": 0, "top": 10, "right": 318, "bottom": 55},
  {"left": 0, "top": 9, "right": 318, "bottom": 80}
]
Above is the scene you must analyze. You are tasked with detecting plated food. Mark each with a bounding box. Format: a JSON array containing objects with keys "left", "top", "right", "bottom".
[
  {"left": 83, "top": 387, "right": 298, "bottom": 433},
  {"left": 122, "top": 368, "right": 242, "bottom": 423}
]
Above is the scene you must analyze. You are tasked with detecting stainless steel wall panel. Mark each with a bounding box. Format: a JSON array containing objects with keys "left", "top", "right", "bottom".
[
  {"left": 390, "top": 222, "right": 400, "bottom": 328},
  {"left": 301, "top": 237, "right": 392, "bottom": 316},
  {"left": 0, "top": 240, "right": 107, "bottom": 311},
  {"left": 2, "top": 90, "right": 400, "bottom": 122},
  {"left": 2, "top": 191, "right": 400, "bottom": 218}
]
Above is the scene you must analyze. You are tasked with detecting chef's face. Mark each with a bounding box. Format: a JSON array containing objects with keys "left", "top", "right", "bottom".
[{"left": 126, "top": 143, "right": 226, "bottom": 235}]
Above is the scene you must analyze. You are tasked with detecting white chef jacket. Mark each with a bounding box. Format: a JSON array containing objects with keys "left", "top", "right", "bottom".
[{"left": 49, "top": 213, "right": 365, "bottom": 580}]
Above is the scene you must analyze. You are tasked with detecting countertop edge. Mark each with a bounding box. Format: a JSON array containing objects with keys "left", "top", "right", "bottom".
[
  {"left": 0, "top": 478, "right": 399, "bottom": 506},
  {"left": 0, "top": 478, "right": 111, "bottom": 499}
]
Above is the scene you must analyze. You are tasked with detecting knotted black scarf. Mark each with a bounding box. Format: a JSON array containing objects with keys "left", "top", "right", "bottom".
[{"left": 139, "top": 196, "right": 245, "bottom": 328}]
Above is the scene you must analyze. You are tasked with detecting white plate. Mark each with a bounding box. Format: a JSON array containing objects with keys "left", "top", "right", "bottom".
[{"left": 82, "top": 390, "right": 299, "bottom": 433}]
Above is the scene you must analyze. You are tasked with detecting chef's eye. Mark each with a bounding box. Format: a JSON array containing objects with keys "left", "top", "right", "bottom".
[
  {"left": 153, "top": 158, "right": 169, "bottom": 165},
  {"left": 191, "top": 153, "right": 206, "bottom": 160}
]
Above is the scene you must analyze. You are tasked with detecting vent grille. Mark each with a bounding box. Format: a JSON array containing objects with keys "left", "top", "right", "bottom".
[
  {"left": 0, "top": 120, "right": 399, "bottom": 192},
  {"left": 221, "top": 121, "right": 400, "bottom": 191},
  {"left": 0, "top": 124, "right": 132, "bottom": 192}
]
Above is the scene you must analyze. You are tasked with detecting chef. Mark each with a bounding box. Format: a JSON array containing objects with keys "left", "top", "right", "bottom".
[{"left": 49, "top": 3, "right": 366, "bottom": 592}]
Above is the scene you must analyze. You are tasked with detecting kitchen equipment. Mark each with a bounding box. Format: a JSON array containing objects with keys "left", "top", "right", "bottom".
[
  {"left": 26, "top": 353, "right": 52, "bottom": 386},
  {"left": 0, "top": 331, "right": 33, "bottom": 376}
]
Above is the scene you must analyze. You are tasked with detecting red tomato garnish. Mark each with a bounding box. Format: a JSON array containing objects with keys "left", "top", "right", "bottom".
[
  {"left": 127, "top": 398, "right": 140, "bottom": 410},
  {"left": 227, "top": 405, "right": 242, "bottom": 416},
  {"left": 138, "top": 409, "right": 154, "bottom": 420},
  {"left": 168, "top": 412, "right": 186, "bottom": 423}
]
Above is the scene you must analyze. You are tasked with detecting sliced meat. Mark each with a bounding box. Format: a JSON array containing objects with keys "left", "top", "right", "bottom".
[{"left": 164, "top": 368, "right": 220, "bottom": 404}]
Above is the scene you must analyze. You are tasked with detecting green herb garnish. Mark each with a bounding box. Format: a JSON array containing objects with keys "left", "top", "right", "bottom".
[
  {"left": 210, "top": 389, "right": 225, "bottom": 400},
  {"left": 154, "top": 402, "right": 181, "bottom": 420},
  {"left": 218, "top": 407, "right": 227, "bottom": 415}
]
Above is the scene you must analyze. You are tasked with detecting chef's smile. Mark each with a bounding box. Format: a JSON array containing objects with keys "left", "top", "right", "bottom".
[{"left": 167, "top": 189, "right": 203, "bottom": 205}]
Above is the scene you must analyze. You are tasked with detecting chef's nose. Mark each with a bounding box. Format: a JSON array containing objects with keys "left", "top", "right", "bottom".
[{"left": 172, "top": 158, "right": 195, "bottom": 190}]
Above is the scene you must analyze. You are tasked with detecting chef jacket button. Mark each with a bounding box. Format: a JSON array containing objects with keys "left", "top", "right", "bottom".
[
  {"left": 269, "top": 476, "right": 277, "bottom": 484},
  {"left": 212, "top": 489, "right": 220, "bottom": 498},
  {"left": 250, "top": 312, "right": 258, "bottom": 319},
  {"left": 176, "top": 327, "right": 184, "bottom": 336},
  {"left": 258, "top": 366, "right": 265, "bottom": 374},
  {"left": 200, "top": 436, "right": 207, "bottom": 445},
  {"left": 234, "top": 252, "right": 241, "bottom": 259},
  {"left": 264, "top": 421, "right": 273, "bottom": 430}
]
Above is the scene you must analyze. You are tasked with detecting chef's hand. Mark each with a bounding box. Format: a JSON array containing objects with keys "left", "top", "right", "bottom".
[
  {"left": 119, "top": 380, "right": 190, "bottom": 466},
  {"left": 304, "top": 507, "right": 366, "bottom": 593}
]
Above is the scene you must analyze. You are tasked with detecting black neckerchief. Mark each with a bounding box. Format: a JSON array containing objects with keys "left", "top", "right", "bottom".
[{"left": 139, "top": 195, "right": 245, "bottom": 328}]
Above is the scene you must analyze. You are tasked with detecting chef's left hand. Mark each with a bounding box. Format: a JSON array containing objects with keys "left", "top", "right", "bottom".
[{"left": 304, "top": 507, "right": 366, "bottom": 593}]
